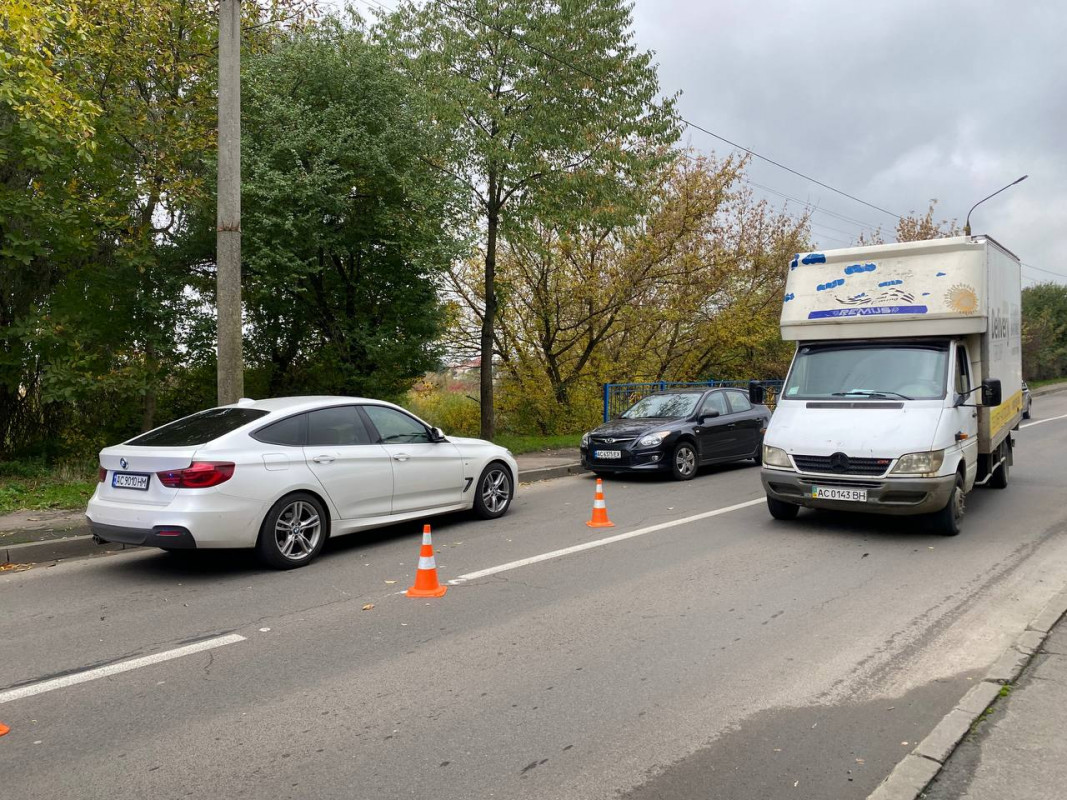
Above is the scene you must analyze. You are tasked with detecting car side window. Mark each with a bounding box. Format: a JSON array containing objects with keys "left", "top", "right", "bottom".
[
  {"left": 253, "top": 413, "right": 307, "bottom": 446},
  {"left": 955, "top": 345, "right": 971, "bottom": 396},
  {"left": 362, "top": 406, "right": 432, "bottom": 444},
  {"left": 699, "top": 392, "right": 730, "bottom": 418},
  {"left": 726, "top": 391, "right": 752, "bottom": 414},
  {"left": 307, "top": 406, "right": 373, "bottom": 446}
]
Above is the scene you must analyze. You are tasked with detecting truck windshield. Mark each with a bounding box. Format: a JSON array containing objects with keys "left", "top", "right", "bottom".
[{"left": 782, "top": 343, "right": 949, "bottom": 401}]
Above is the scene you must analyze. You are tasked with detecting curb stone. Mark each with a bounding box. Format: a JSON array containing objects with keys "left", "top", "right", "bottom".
[
  {"left": 866, "top": 587, "right": 1067, "bottom": 800},
  {"left": 2, "top": 462, "right": 587, "bottom": 566}
]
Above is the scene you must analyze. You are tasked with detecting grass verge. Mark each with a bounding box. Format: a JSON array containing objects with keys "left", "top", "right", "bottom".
[
  {"left": 492, "top": 433, "right": 582, "bottom": 454},
  {"left": 1029, "top": 377, "right": 1067, "bottom": 389},
  {"left": 0, "top": 460, "right": 97, "bottom": 516}
]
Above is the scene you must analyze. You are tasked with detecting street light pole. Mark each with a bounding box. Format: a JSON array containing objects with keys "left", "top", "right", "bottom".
[
  {"left": 964, "top": 175, "right": 1028, "bottom": 237},
  {"left": 216, "top": 0, "right": 244, "bottom": 405}
]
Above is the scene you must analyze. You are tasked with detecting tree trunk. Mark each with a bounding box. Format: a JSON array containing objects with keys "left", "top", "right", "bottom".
[
  {"left": 142, "top": 341, "right": 157, "bottom": 432},
  {"left": 480, "top": 181, "right": 499, "bottom": 441}
]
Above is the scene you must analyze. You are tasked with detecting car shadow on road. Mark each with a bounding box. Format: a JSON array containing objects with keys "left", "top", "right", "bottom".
[
  {"left": 775, "top": 487, "right": 996, "bottom": 542},
  {"left": 592, "top": 460, "right": 762, "bottom": 484}
]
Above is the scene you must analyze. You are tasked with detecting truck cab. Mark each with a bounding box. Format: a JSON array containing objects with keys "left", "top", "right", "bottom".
[{"left": 758, "top": 236, "right": 1022, "bottom": 534}]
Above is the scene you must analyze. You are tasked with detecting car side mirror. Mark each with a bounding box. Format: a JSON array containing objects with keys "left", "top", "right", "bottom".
[
  {"left": 981, "top": 379, "right": 1002, "bottom": 407},
  {"left": 749, "top": 381, "right": 765, "bottom": 405},
  {"left": 701, "top": 411, "right": 720, "bottom": 423},
  {"left": 430, "top": 426, "right": 446, "bottom": 442}
]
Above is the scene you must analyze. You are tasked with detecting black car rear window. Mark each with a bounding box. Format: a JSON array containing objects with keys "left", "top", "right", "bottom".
[{"left": 127, "top": 408, "right": 269, "bottom": 447}]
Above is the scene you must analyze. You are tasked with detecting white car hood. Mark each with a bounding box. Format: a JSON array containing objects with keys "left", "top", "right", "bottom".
[{"left": 767, "top": 401, "right": 944, "bottom": 458}]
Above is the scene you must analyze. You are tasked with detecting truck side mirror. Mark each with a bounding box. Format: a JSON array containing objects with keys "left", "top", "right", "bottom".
[
  {"left": 981, "top": 379, "right": 1002, "bottom": 407},
  {"left": 749, "top": 381, "right": 766, "bottom": 405}
]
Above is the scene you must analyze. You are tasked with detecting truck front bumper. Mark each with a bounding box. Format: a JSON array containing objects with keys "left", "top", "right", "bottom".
[{"left": 760, "top": 469, "right": 956, "bottom": 515}]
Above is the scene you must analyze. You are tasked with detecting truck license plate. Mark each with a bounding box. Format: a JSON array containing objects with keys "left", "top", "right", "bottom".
[
  {"left": 112, "top": 472, "right": 150, "bottom": 490},
  {"left": 594, "top": 450, "right": 622, "bottom": 459},
  {"left": 811, "top": 486, "right": 867, "bottom": 502}
]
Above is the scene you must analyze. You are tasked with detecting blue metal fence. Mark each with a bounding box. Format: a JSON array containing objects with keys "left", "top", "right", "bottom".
[{"left": 602, "top": 380, "right": 784, "bottom": 422}]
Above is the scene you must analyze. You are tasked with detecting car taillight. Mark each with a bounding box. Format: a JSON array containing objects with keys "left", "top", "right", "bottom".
[
  {"left": 156, "top": 462, "right": 235, "bottom": 489},
  {"left": 98, "top": 466, "right": 107, "bottom": 482}
]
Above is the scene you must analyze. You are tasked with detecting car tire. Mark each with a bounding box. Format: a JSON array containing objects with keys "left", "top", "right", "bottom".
[
  {"left": 1023, "top": 402, "right": 1031, "bottom": 420},
  {"left": 473, "top": 462, "right": 514, "bottom": 519},
  {"left": 752, "top": 443, "right": 763, "bottom": 465},
  {"left": 257, "top": 492, "right": 328, "bottom": 570},
  {"left": 671, "top": 441, "right": 698, "bottom": 481},
  {"left": 932, "top": 472, "right": 965, "bottom": 536},
  {"left": 767, "top": 495, "right": 799, "bottom": 520}
]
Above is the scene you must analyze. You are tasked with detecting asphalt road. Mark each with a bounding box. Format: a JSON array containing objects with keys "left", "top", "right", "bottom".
[{"left": 4, "top": 396, "right": 1067, "bottom": 800}]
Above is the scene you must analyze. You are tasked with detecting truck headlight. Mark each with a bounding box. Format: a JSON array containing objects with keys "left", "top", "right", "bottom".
[
  {"left": 890, "top": 450, "right": 945, "bottom": 476},
  {"left": 763, "top": 445, "right": 792, "bottom": 469},
  {"left": 581, "top": 432, "right": 590, "bottom": 448},
  {"left": 636, "top": 431, "right": 670, "bottom": 448}
]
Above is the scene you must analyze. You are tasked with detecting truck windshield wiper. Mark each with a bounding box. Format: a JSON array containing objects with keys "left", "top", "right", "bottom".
[{"left": 831, "top": 390, "right": 914, "bottom": 400}]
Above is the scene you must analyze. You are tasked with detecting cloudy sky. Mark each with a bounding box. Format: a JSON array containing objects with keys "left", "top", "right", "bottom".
[{"left": 339, "top": 0, "right": 1064, "bottom": 285}]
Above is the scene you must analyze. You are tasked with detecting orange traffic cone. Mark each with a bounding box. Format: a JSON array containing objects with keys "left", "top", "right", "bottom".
[
  {"left": 0, "top": 722, "right": 9, "bottom": 737},
  {"left": 406, "top": 525, "right": 448, "bottom": 598},
  {"left": 586, "top": 478, "right": 615, "bottom": 528}
]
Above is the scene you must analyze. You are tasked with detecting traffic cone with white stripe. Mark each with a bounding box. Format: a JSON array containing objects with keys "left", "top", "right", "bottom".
[
  {"left": 586, "top": 478, "right": 615, "bottom": 528},
  {"left": 406, "top": 524, "right": 447, "bottom": 598}
]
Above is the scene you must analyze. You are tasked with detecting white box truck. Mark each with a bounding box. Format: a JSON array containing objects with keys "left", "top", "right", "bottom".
[{"left": 755, "top": 235, "right": 1022, "bottom": 534}]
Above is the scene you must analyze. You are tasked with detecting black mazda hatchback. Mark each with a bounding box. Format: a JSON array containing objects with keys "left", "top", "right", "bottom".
[{"left": 580, "top": 388, "right": 771, "bottom": 480}]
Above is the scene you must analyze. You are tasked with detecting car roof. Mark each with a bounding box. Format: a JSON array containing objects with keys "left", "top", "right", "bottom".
[
  {"left": 222, "top": 396, "right": 394, "bottom": 414},
  {"left": 652, "top": 387, "right": 736, "bottom": 395}
]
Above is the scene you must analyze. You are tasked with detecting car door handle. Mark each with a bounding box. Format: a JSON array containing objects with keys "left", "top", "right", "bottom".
[
  {"left": 392, "top": 453, "right": 410, "bottom": 462},
  {"left": 312, "top": 455, "right": 335, "bottom": 464}
]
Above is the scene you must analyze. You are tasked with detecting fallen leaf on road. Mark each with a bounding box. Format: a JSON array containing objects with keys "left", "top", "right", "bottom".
[
  {"left": 901, "top": 741, "right": 909, "bottom": 746},
  {"left": 0, "top": 563, "right": 32, "bottom": 572},
  {"left": 384, "top": 580, "right": 396, "bottom": 585},
  {"left": 861, "top": 553, "right": 869, "bottom": 558},
  {"left": 362, "top": 604, "right": 375, "bottom": 611},
  {"left": 886, "top": 706, "right": 895, "bottom": 711},
  {"left": 794, "top": 781, "right": 799, "bottom": 787}
]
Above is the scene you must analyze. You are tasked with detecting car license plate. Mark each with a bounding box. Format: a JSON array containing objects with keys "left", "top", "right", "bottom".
[
  {"left": 811, "top": 485, "right": 867, "bottom": 502},
  {"left": 112, "top": 472, "right": 150, "bottom": 491},
  {"left": 594, "top": 449, "right": 622, "bottom": 460}
]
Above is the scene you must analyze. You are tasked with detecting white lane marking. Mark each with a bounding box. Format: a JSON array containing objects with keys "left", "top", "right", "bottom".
[
  {"left": 0, "top": 633, "right": 246, "bottom": 705},
  {"left": 1021, "top": 412, "right": 1067, "bottom": 429},
  {"left": 450, "top": 497, "right": 764, "bottom": 584}
]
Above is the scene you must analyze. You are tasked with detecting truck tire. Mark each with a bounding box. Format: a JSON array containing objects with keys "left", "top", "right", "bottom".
[
  {"left": 932, "top": 472, "right": 965, "bottom": 536},
  {"left": 988, "top": 440, "right": 1011, "bottom": 490},
  {"left": 767, "top": 495, "right": 799, "bottom": 521}
]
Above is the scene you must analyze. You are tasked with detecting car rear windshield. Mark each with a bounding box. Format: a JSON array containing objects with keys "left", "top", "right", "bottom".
[
  {"left": 622, "top": 393, "right": 702, "bottom": 419},
  {"left": 127, "top": 408, "right": 269, "bottom": 447}
]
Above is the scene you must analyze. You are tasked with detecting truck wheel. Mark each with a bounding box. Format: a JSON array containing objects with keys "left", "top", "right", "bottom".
[
  {"left": 932, "top": 472, "right": 965, "bottom": 536},
  {"left": 767, "top": 495, "right": 799, "bottom": 521},
  {"left": 988, "top": 440, "right": 1011, "bottom": 489}
]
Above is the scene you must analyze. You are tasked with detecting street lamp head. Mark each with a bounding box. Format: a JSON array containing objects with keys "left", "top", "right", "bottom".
[{"left": 964, "top": 174, "right": 1028, "bottom": 237}]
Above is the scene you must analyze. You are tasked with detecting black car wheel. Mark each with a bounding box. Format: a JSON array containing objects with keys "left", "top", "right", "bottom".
[
  {"left": 931, "top": 472, "right": 965, "bottom": 536},
  {"left": 473, "top": 462, "right": 514, "bottom": 519},
  {"left": 257, "top": 492, "right": 327, "bottom": 570},
  {"left": 671, "top": 441, "right": 698, "bottom": 481}
]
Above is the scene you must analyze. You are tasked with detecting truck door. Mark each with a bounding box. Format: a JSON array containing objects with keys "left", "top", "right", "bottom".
[{"left": 952, "top": 343, "right": 979, "bottom": 483}]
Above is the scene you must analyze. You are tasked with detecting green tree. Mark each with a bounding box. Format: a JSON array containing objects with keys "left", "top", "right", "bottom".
[
  {"left": 236, "top": 19, "right": 466, "bottom": 399},
  {"left": 381, "top": 0, "right": 680, "bottom": 438},
  {"left": 1021, "top": 283, "right": 1067, "bottom": 380}
]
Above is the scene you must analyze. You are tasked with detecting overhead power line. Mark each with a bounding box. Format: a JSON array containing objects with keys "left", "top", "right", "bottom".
[{"left": 1022, "top": 262, "right": 1067, "bottom": 280}]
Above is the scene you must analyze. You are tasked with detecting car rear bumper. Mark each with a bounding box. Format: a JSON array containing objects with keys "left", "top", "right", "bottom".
[
  {"left": 761, "top": 468, "right": 956, "bottom": 515},
  {"left": 86, "top": 493, "right": 263, "bottom": 548},
  {"left": 89, "top": 521, "right": 197, "bottom": 550}
]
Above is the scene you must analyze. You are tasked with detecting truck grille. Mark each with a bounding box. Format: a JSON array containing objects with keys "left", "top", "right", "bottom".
[{"left": 793, "top": 454, "right": 891, "bottom": 477}]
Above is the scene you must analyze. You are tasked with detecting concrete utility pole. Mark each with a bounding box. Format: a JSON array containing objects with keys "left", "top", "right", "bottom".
[{"left": 216, "top": 0, "right": 244, "bottom": 405}]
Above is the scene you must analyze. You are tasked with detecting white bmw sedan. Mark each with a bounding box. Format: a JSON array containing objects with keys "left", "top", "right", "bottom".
[{"left": 86, "top": 396, "right": 518, "bottom": 569}]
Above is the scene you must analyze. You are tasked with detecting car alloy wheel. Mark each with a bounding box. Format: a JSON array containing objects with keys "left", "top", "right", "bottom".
[
  {"left": 672, "top": 442, "right": 697, "bottom": 481},
  {"left": 258, "top": 493, "right": 328, "bottom": 569},
  {"left": 474, "top": 463, "right": 513, "bottom": 519},
  {"left": 275, "top": 500, "right": 322, "bottom": 560}
]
